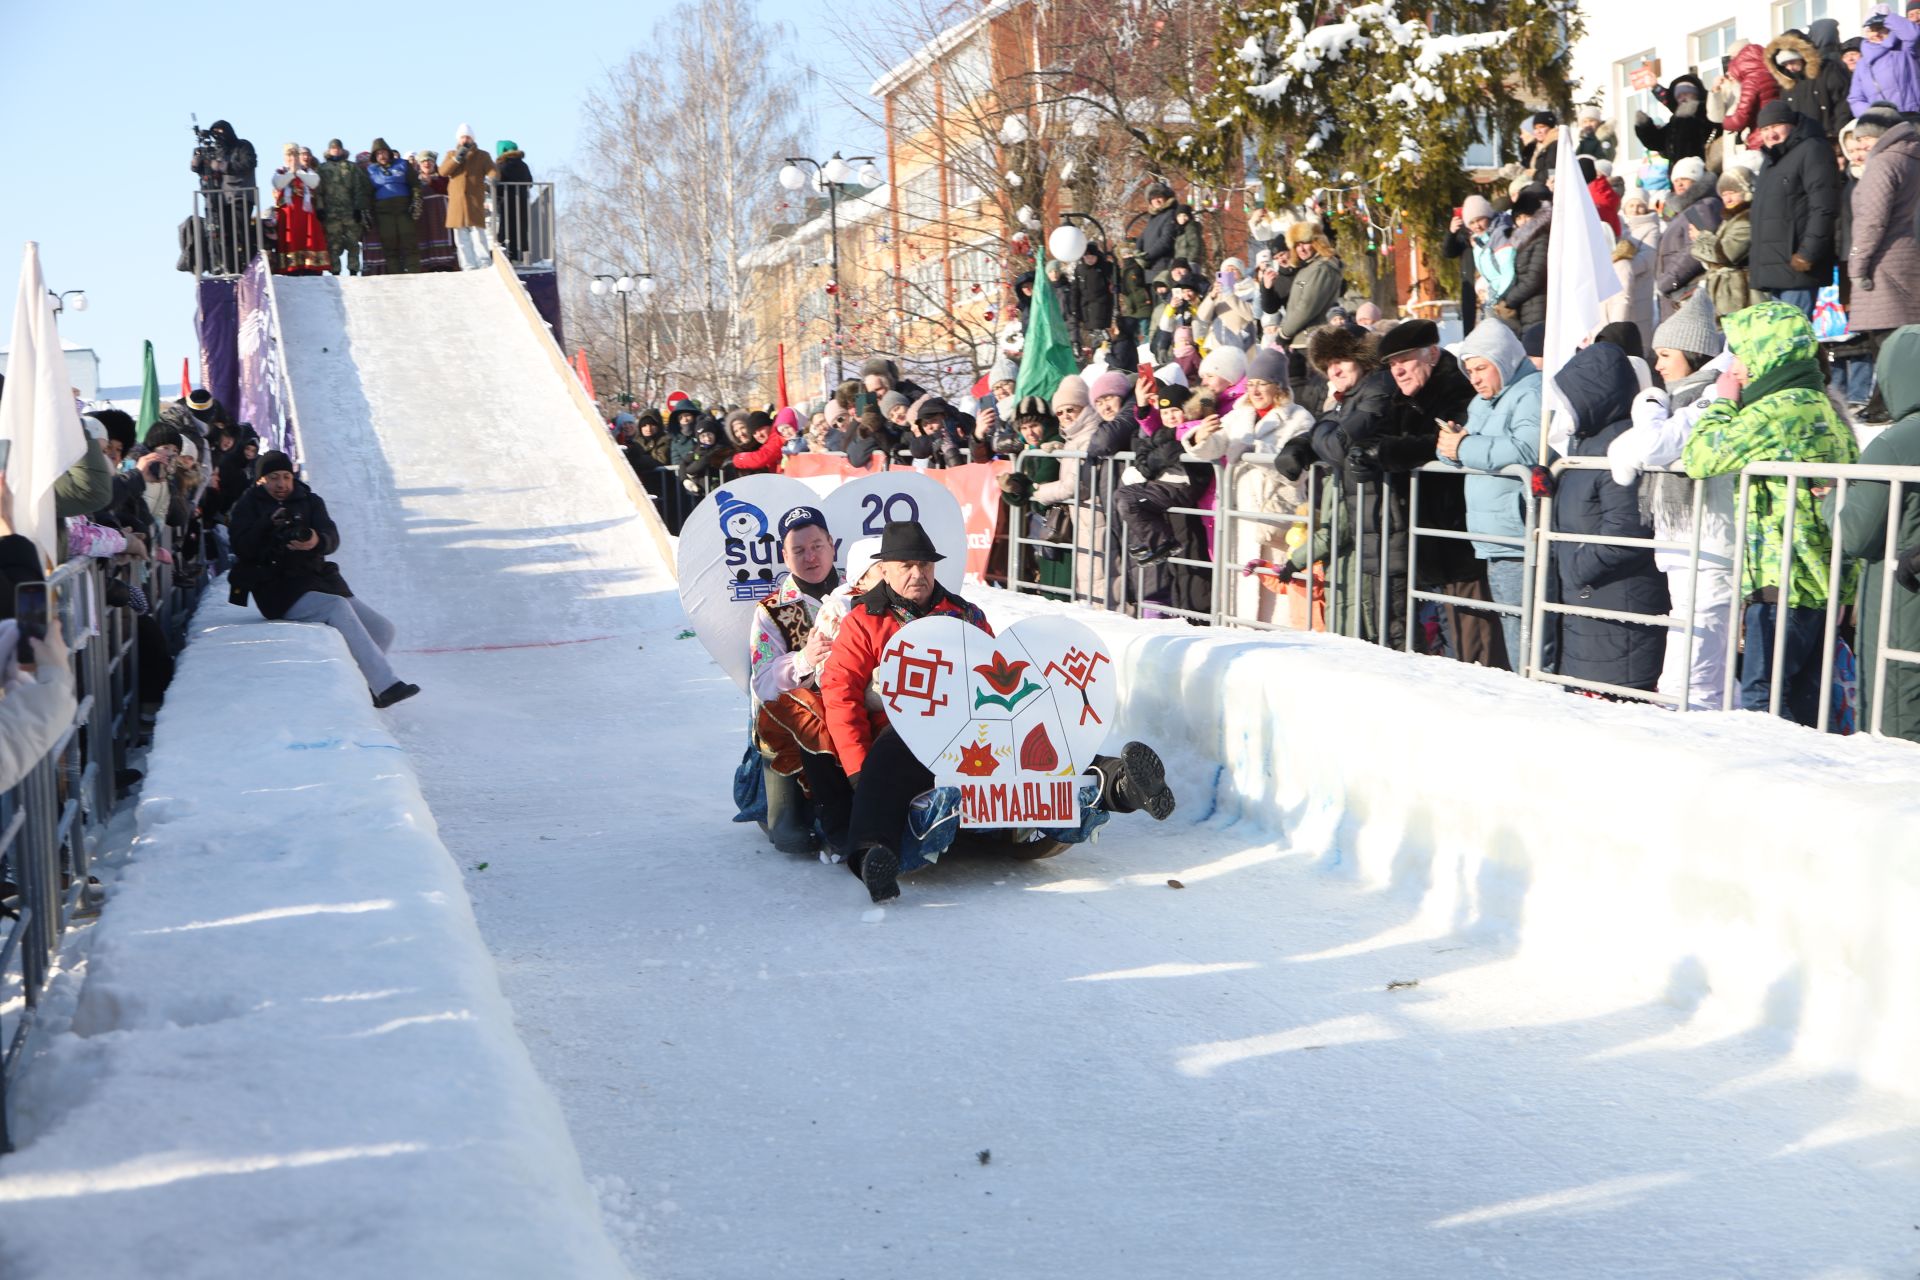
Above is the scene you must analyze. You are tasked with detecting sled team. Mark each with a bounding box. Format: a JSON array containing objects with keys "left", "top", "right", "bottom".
[{"left": 745, "top": 512, "right": 1177, "bottom": 903}]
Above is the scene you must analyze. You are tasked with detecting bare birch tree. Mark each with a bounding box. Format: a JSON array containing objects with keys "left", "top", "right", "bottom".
[{"left": 562, "top": 0, "right": 800, "bottom": 404}]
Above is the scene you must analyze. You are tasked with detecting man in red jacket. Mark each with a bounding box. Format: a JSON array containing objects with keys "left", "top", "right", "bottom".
[
  {"left": 729, "top": 411, "right": 787, "bottom": 474},
  {"left": 821, "top": 521, "right": 1177, "bottom": 903}
]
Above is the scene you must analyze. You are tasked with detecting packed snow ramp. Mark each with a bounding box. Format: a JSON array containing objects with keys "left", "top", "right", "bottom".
[{"left": 271, "top": 262, "right": 674, "bottom": 647}]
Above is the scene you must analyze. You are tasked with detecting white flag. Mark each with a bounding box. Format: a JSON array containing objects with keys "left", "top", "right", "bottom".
[
  {"left": 1540, "top": 138, "right": 1623, "bottom": 458},
  {"left": 0, "top": 243, "right": 88, "bottom": 566}
]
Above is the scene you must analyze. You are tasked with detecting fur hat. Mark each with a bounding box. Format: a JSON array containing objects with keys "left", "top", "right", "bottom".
[
  {"left": 1306, "top": 324, "right": 1378, "bottom": 374},
  {"left": 1717, "top": 165, "right": 1755, "bottom": 197},
  {"left": 1377, "top": 318, "right": 1441, "bottom": 360},
  {"left": 1284, "top": 220, "right": 1322, "bottom": 248}
]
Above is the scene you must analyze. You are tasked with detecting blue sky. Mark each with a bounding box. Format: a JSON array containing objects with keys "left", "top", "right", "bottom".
[{"left": 0, "top": 0, "right": 883, "bottom": 389}]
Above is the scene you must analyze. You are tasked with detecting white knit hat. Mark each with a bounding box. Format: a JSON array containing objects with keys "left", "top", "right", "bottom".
[
  {"left": 1199, "top": 346, "right": 1248, "bottom": 385},
  {"left": 455, "top": 122, "right": 474, "bottom": 141}
]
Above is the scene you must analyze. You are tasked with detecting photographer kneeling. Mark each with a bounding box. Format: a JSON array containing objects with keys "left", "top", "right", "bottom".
[{"left": 230, "top": 452, "right": 419, "bottom": 709}]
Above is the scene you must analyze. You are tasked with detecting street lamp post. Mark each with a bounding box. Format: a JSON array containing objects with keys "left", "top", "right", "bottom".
[
  {"left": 588, "top": 273, "right": 656, "bottom": 405},
  {"left": 779, "top": 153, "right": 882, "bottom": 387},
  {"left": 48, "top": 289, "right": 88, "bottom": 317}
]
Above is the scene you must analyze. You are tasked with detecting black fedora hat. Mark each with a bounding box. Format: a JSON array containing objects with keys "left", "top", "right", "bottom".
[{"left": 874, "top": 520, "right": 944, "bottom": 563}]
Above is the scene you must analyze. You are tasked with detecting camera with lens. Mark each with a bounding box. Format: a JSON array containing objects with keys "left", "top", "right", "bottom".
[{"left": 271, "top": 508, "right": 313, "bottom": 547}]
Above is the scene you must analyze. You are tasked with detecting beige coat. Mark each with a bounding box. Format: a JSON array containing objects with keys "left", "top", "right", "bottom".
[{"left": 440, "top": 145, "right": 495, "bottom": 228}]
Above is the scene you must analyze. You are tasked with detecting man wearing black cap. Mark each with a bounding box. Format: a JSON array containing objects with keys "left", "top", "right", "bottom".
[
  {"left": 1747, "top": 100, "right": 1840, "bottom": 319},
  {"left": 229, "top": 453, "right": 418, "bottom": 709},
  {"left": 907, "top": 396, "right": 970, "bottom": 468},
  {"left": 820, "top": 521, "right": 1176, "bottom": 902},
  {"left": 1521, "top": 111, "right": 1560, "bottom": 187},
  {"left": 1136, "top": 182, "right": 1182, "bottom": 283},
  {"left": 749, "top": 506, "right": 845, "bottom": 853}
]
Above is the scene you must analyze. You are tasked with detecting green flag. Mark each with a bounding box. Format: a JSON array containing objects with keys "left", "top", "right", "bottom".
[
  {"left": 1013, "top": 250, "right": 1078, "bottom": 404},
  {"left": 136, "top": 340, "right": 160, "bottom": 438}
]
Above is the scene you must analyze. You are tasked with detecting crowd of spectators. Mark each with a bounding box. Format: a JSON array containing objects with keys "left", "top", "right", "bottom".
[{"left": 185, "top": 118, "right": 534, "bottom": 276}]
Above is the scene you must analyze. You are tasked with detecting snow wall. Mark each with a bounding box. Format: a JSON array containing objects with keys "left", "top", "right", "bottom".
[
  {"left": 976, "top": 591, "right": 1920, "bottom": 1102},
  {"left": 0, "top": 603, "right": 629, "bottom": 1279}
]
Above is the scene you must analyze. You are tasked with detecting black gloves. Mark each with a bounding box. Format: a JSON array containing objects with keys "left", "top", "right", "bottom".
[
  {"left": 1273, "top": 436, "right": 1316, "bottom": 482},
  {"left": 1895, "top": 544, "right": 1920, "bottom": 594}
]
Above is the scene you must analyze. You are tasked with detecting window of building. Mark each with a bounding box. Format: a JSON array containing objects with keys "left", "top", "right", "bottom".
[
  {"left": 1615, "top": 52, "right": 1659, "bottom": 162},
  {"left": 945, "top": 32, "right": 993, "bottom": 106},
  {"left": 1691, "top": 20, "right": 1739, "bottom": 88},
  {"left": 949, "top": 241, "right": 999, "bottom": 294},
  {"left": 900, "top": 166, "right": 943, "bottom": 228},
  {"left": 946, "top": 142, "right": 991, "bottom": 209},
  {"left": 1773, "top": 0, "right": 1827, "bottom": 33}
]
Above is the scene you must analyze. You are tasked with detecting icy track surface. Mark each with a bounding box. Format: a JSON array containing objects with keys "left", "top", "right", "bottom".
[{"left": 279, "top": 271, "right": 1920, "bottom": 1277}]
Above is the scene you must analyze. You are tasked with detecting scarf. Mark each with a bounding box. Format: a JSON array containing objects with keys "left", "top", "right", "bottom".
[
  {"left": 861, "top": 579, "right": 949, "bottom": 620},
  {"left": 795, "top": 568, "right": 840, "bottom": 602},
  {"left": 1738, "top": 355, "right": 1825, "bottom": 408}
]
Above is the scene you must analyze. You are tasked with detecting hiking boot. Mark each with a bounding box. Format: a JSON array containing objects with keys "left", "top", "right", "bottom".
[
  {"left": 373, "top": 681, "right": 421, "bottom": 709},
  {"left": 1112, "top": 741, "right": 1177, "bottom": 821},
  {"left": 853, "top": 844, "right": 901, "bottom": 903}
]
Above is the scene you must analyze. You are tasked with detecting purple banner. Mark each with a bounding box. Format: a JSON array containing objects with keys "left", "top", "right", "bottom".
[
  {"left": 517, "top": 271, "right": 565, "bottom": 354},
  {"left": 235, "top": 258, "right": 290, "bottom": 462},
  {"left": 195, "top": 277, "right": 239, "bottom": 418}
]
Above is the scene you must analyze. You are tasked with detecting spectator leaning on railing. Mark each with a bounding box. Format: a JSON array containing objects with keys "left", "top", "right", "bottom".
[
  {"left": 0, "top": 482, "right": 77, "bottom": 793},
  {"left": 229, "top": 451, "right": 419, "bottom": 710},
  {"left": 1683, "top": 301, "right": 1860, "bottom": 726},
  {"left": 1831, "top": 324, "right": 1920, "bottom": 742}
]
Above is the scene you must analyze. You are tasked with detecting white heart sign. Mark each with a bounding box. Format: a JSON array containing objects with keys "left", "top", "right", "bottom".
[
  {"left": 877, "top": 613, "right": 1117, "bottom": 824},
  {"left": 675, "top": 475, "right": 822, "bottom": 691},
  {"left": 821, "top": 472, "right": 967, "bottom": 594}
]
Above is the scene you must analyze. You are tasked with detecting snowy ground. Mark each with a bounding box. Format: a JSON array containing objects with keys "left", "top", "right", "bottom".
[{"left": 259, "top": 271, "right": 1920, "bottom": 1277}]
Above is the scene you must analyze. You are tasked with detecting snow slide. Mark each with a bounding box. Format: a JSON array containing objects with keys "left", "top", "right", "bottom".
[{"left": 0, "top": 602, "right": 628, "bottom": 1279}]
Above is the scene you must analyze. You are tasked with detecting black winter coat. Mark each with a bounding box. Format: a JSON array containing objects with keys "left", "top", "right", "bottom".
[
  {"left": 1137, "top": 205, "right": 1180, "bottom": 278},
  {"left": 1074, "top": 252, "right": 1115, "bottom": 331},
  {"left": 1634, "top": 75, "right": 1720, "bottom": 164},
  {"left": 1500, "top": 210, "right": 1553, "bottom": 331},
  {"left": 1749, "top": 115, "right": 1841, "bottom": 291},
  {"left": 1551, "top": 345, "right": 1670, "bottom": 692},
  {"left": 229, "top": 480, "right": 351, "bottom": 619}
]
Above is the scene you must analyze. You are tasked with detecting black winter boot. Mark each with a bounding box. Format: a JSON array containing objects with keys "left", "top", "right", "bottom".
[
  {"left": 762, "top": 767, "right": 816, "bottom": 855},
  {"left": 1092, "top": 742, "right": 1177, "bottom": 821},
  {"left": 851, "top": 844, "right": 901, "bottom": 903}
]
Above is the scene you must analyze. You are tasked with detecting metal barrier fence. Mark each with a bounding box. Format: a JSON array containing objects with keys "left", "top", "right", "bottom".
[
  {"left": 188, "top": 188, "right": 264, "bottom": 278},
  {"left": 0, "top": 541, "right": 195, "bottom": 1152},
  {"left": 490, "top": 182, "right": 555, "bottom": 271},
  {"left": 989, "top": 443, "right": 1920, "bottom": 742}
]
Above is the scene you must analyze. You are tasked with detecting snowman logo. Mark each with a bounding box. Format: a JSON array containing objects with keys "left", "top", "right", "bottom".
[{"left": 716, "top": 490, "right": 779, "bottom": 601}]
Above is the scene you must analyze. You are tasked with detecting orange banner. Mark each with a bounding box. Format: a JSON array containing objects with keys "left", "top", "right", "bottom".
[
  {"left": 924, "top": 461, "right": 1012, "bottom": 582},
  {"left": 782, "top": 453, "right": 883, "bottom": 479}
]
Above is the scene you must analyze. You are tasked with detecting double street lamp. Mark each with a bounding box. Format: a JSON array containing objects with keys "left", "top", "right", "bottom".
[
  {"left": 588, "top": 273, "right": 656, "bottom": 406},
  {"left": 779, "top": 152, "right": 883, "bottom": 385},
  {"left": 49, "top": 289, "right": 88, "bottom": 317}
]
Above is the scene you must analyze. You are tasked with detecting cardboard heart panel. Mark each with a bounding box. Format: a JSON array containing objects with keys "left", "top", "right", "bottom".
[
  {"left": 674, "top": 475, "right": 820, "bottom": 691},
  {"left": 820, "top": 472, "right": 967, "bottom": 595}
]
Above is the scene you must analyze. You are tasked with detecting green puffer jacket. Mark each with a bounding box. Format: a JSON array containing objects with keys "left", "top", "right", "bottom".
[{"left": 1683, "top": 301, "right": 1860, "bottom": 609}]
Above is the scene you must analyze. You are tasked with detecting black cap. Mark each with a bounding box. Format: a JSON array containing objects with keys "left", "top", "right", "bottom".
[
  {"left": 874, "top": 520, "right": 944, "bottom": 563},
  {"left": 1756, "top": 100, "right": 1799, "bottom": 130},
  {"left": 256, "top": 450, "right": 294, "bottom": 477},
  {"left": 916, "top": 397, "right": 952, "bottom": 422},
  {"left": 1520, "top": 323, "right": 1547, "bottom": 358},
  {"left": 777, "top": 505, "right": 828, "bottom": 542},
  {"left": 1377, "top": 318, "right": 1441, "bottom": 359}
]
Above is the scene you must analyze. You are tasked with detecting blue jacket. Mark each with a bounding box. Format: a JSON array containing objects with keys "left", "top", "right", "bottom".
[
  {"left": 368, "top": 162, "right": 411, "bottom": 201},
  {"left": 1451, "top": 366, "right": 1541, "bottom": 559}
]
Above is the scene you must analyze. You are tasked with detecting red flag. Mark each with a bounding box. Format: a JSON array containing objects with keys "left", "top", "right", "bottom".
[
  {"left": 575, "top": 351, "right": 596, "bottom": 401},
  {"left": 776, "top": 343, "right": 792, "bottom": 411},
  {"left": 180, "top": 358, "right": 191, "bottom": 398}
]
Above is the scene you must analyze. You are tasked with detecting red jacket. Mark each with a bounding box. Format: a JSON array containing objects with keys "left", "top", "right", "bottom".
[
  {"left": 1721, "top": 42, "right": 1780, "bottom": 137},
  {"left": 820, "top": 586, "right": 992, "bottom": 776},
  {"left": 1589, "top": 177, "right": 1622, "bottom": 237},
  {"left": 730, "top": 431, "right": 786, "bottom": 474}
]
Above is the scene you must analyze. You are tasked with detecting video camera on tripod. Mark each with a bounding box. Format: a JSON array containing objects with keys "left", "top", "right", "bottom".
[{"left": 191, "top": 113, "right": 224, "bottom": 189}]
